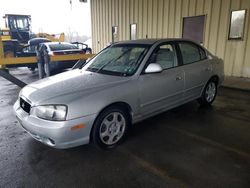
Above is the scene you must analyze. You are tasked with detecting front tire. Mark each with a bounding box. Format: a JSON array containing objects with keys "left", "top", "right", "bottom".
[
  {"left": 198, "top": 80, "right": 217, "bottom": 106},
  {"left": 91, "top": 107, "right": 129, "bottom": 149}
]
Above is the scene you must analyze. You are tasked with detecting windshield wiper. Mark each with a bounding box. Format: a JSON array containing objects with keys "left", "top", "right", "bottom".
[{"left": 92, "top": 48, "right": 133, "bottom": 74}]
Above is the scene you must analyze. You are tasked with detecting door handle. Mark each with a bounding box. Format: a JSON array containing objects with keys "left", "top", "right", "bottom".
[{"left": 176, "top": 76, "right": 182, "bottom": 81}]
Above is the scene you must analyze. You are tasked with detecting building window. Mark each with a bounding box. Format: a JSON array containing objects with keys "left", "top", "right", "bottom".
[
  {"left": 112, "top": 26, "right": 118, "bottom": 43},
  {"left": 228, "top": 10, "right": 246, "bottom": 40},
  {"left": 182, "top": 15, "right": 205, "bottom": 45},
  {"left": 130, "top": 24, "right": 137, "bottom": 40}
]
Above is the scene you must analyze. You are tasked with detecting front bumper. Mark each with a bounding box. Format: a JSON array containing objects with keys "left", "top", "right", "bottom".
[{"left": 14, "top": 100, "right": 96, "bottom": 149}]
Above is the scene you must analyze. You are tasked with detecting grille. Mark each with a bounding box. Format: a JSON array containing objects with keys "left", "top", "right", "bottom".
[{"left": 20, "top": 97, "right": 31, "bottom": 114}]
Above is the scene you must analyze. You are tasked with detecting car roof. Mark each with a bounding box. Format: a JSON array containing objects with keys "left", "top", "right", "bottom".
[
  {"left": 114, "top": 38, "right": 199, "bottom": 45},
  {"left": 42, "top": 42, "right": 74, "bottom": 46}
]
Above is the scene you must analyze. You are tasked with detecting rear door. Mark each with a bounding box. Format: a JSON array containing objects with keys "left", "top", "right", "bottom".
[
  {"left": 138, "top": 43, "right": 184, "bottom": 116},
  {"left": 177, "top": 41, "right": 212, "bottom": 101}
]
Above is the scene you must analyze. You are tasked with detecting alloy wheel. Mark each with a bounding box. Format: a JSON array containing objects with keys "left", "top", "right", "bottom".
[
  {"left": 205, "top": 82, "right": 216, "bottom": 103},
  {"left": 99, "top": 112, "right": 126, "bottom": 145}
]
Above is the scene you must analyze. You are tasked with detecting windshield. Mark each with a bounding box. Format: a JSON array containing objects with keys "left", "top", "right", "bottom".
[
  {"left": 49, "top": 43, "right": 79, "bottom": 51},
  {"left": 8, "top": 16, "right": 30, "bottom": 31},
  {"left": 86, "top": 44, "right": 148, "bottom": 76}
]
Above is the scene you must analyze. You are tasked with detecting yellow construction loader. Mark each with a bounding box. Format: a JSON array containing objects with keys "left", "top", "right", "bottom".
[
  {"left": 0, "top": 14, "right": 65, "bottom": 58},
  {"left": 0, "top": 14, "right": 93, "bottom": 87}
]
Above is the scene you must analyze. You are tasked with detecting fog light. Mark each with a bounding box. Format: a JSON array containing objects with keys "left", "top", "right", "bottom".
[{"left": 42, "top": 137, "right": 55, "bottom": 146}]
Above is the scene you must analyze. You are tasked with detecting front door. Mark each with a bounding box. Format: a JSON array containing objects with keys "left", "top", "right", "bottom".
[{"left": 138, "top": 43, "right": 184, "bottom": 116}]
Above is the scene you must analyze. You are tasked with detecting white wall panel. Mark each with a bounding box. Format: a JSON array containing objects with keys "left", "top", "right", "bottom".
[{"left": 91, "top": 0, "right": 250, "bottom": 77}]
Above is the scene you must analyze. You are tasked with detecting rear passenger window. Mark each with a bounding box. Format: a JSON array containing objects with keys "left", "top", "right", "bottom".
[{"left": 179, "top": 42, "right": 206, "bottom": 65}]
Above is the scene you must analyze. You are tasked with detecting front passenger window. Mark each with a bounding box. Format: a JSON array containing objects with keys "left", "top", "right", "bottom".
[{"left": 150, "top": 44, "right": 177, "bottom": 70}]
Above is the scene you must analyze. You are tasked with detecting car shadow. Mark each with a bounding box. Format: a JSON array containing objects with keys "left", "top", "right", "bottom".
[{"left": 127, "top": 101, "right": 215, "bottom": 139}]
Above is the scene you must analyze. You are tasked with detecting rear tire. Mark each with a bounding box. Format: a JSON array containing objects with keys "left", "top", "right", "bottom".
[
  {"left": 91, "top": 107, "right": 129, "bottom": 149},
  {"left": 198, "top": 80, "right": 217, "bottom": 106},
  {"left": 28, "top": 67, "right": 36, "bottom": 72}
]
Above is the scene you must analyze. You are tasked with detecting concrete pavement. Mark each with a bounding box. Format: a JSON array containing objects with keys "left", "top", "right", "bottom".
[
  {"left": 222, "top": 76, "right": 250, "bottom": 91},
  {"left": 0, "top": 68, "right": 249, "bottom": 188}
]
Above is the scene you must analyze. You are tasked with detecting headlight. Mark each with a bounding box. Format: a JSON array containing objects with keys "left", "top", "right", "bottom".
[{"left": 30, "top": 105, "right": 67, "bottom": 121}]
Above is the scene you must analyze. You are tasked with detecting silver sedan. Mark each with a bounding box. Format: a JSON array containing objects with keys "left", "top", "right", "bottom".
[{"left": 14, "top": 39, "right": 224, "bottom": 149}]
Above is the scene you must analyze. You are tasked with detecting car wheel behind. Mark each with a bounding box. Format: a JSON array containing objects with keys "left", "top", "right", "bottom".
[{"left": 198, "top": 79, "right": 217, "bottom": 106}]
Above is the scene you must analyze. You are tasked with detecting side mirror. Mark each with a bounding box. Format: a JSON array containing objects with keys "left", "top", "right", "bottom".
[{"left": 145, "top": 63, "right": 163, "bottom": 74}]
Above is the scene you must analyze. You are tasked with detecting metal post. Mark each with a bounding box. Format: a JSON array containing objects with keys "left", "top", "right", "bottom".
[
  {"left": 44, "top": 50, "right": 50, "bottom": 77},
  {"left": 36, "top": 48, "right": 45, "bottom": 79}
]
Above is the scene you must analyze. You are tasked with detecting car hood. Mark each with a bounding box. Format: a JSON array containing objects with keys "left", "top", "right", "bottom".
[{"left": 20, "top": 69, "right": 131, "bottom": 104}]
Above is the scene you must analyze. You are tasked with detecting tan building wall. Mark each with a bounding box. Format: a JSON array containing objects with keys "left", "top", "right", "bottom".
[{"left": 90, "top": 0, "right": 250, "bottom": 78}]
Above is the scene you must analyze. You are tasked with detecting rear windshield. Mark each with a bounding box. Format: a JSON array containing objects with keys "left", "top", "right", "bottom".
[{"left": 49, "top": 43, "right": 79, "bottom": 51}]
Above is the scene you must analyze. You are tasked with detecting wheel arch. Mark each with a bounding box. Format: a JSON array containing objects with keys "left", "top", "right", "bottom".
[
  {"left": 199, "top": 75, "right": 220, "bottom": 98},
  {"left": 89, "top": 101, "right": 133, "bottom": 144},
  {"left": 96, "top": 102, "right": 133, "bottom": 122},
  {"left": 210, "top": 75, "right": 219, "bottom": 86}
]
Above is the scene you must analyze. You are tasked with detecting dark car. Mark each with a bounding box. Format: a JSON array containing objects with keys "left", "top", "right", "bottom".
[
  {"left": 38, "top": 42, "right": 86, "bottom": 75},
  {"left": 14, "top": 38, "right": 52, "bottom": 71},
  {"left": 71, "top": 42, "right": 92, "bottom": 54}
]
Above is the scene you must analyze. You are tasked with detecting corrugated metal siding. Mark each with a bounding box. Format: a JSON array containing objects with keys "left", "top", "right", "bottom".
[{"left": 91, "top": 0, "right": 250, "bottom": 78}]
